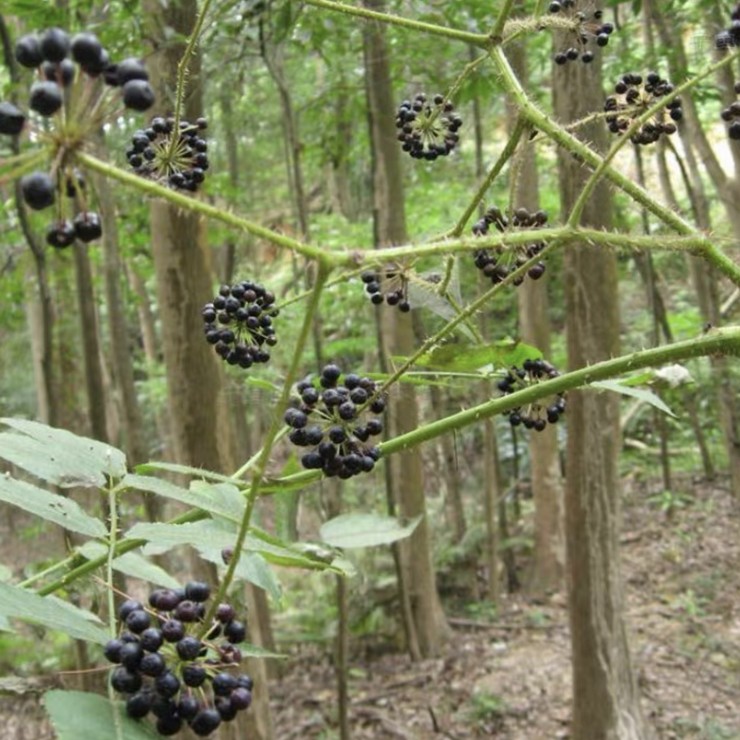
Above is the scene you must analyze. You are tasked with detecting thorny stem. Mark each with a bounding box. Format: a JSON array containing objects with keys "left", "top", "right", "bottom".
[
  {"left": 169, "top": 0, "right": 214, "bottom": 152},
  {"left": 266, "top": 325, "right": 740, "bottom": 491},
  {"left": 491, "top": 0, "right": 517, "bottom": 40},
  {"left": 77, "top": 151, "right": 331, "bottom": 264},
  {"left": 302, "top": 0, "right": 491, "bottom": 47}
]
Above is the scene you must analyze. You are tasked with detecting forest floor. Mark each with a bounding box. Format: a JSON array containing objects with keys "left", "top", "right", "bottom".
[
  {"left": 270, "top": 477, "right": 740, "bottom": 740},
  {"left": 0, "top": 476, "right": 738, "bottom": 739}
]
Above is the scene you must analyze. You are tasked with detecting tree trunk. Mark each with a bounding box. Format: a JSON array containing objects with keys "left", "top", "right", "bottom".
[
  {"left": 362, "top": 0, "right": 449, "bottom": 658},
  {"left": 508, "top": 39, "right": 565, "bottom": 596},
  {"left": 143, "top": 2, "right": 274, "bottom": 736},
  {"left": 552, "top": 41, "right": 652, "bottom": 740},
  {"left": 94, "top": 139, "right": 147, "bottom": 465}
]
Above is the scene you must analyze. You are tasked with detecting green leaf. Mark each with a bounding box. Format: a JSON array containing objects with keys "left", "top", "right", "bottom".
[
  {"left": 0, "top": 583, "right": 108, "bottom": 644},
  {"left": 410, "top": 340, "right": 541, "bottom": 373},
  {"left": 0, "top": 476, "right": 107, "bottom": 538},
  {"left": 44, "top": 691, "right": 159, "bottom": 740},
  {"left": 76, "top": 543, "right": 181, "bottom": 590},
  {"left": 320, "top": 513, "right": 422, "bottom": 549},
  {"left": 238, "top": 643, "right": 286, "bottom": 659},
  {"left": 132, "top": 461, "right": 234, "bottom": 483},
  {"left": 120, "top": 474, "right": 244, "bottom": 522},
  {"left": 126, "top": 520, "right": 225, "bottom": 552},
  {"left": 0, "top": 418, "right": 126, "bottom": 487},
  {"left": 591, "top": 380, "right": 676, "bottom": 417}
]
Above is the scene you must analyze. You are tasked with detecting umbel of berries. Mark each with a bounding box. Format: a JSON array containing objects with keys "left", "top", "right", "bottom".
[
  {"left": 104, "top": 582, "right": 254, "bottom": 737},
  {"left": 202, "top": 281, "right": 278, "bottom": 368},
  {"left": 3, "top": 29, "right": 155, "bottom": 247},
  {"left": 472, "top": 206, "right": 548, "bottom": 285},
  {"left": 127, "top": 115, "right": 209, "bottom": 191},
  {"left": 395, "top": 93, "right": 462, "bottom": 160},
  {"left": 498, "top": 358, "right": 566, "bottom": 431},
  {"left": 720, "top": 81, "right": 740, "bottom": 142},
  {"left": 361, "top": 265, "right": 412, "bottom": 312},
  {"left": 604, "top": 72, "right": 683, "bottom": 145},
  {"left": 286, "top": 364, "right": 384, "bottom": 478},
  {"left": 550, "top": 1, "right": 614, "bottom": 65}
]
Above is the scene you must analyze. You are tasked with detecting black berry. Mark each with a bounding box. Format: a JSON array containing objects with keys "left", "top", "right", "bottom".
[
  {"left": 29, "top": 80, "right": 63, "bottom": 117},
  {"left": 40, "top": 28, "right": 70, "bottom": 63},
  {"left": 15, "top": 35, "right": 42, "bottom": 68},
  {"left": 0, "top": 102, "right": 26, "bottom": 136},
  {"left": 122, "top": 79, "right": 155, "bottom": 111}
]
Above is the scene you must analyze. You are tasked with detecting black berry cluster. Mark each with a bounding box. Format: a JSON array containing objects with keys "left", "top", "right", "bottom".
[
  {"left": 395, "top": 93, "right": 462, "bottom": 160},
  {"left": 472, "top": 206, "right": 548, "bottom": 285},
  {"left": 127, "top": 116, "right": 209, "bottom": 191},
  {"left": 286, "top": 364, "right": 384, "bottom": 478},
  {"left": 9, "top": 29, "right": 154, "bottom": 120},
  {"left": 720, "top": 82, "right": 740, "bottom": 141},
  {"left": 498, "top": 358, "right": 566, "bottom": 431},
  {"left": 550, "top": 1, "right": 614, "bottom": 65},
  {"left": 604, "top": 73, "right": 682, "bottom": 145},
  {"left": 360, "top": 266, "right": 411, "bottom": 312},
  {"left": 715, "top": 4, "right": 740, "bottom": 49},
  {"left": 202, "top": 281, "right": 278, "bottom": 368},
  {"left": 104, "top": 582, "right": 253, "bottom": 737},
  {"left": 2, "top": 29, "right": 154, "bottom": 248}
]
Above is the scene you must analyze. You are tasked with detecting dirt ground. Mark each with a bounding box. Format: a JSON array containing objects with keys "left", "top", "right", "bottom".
[{"left": 1, "top": 477, "right": 738, "bottom": 739}]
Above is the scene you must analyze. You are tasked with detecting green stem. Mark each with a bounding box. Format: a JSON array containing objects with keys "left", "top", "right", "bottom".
[
  {"left": 303, "top": 0, "right": 490, "bottom": 46},
  {"left": 76, "top": 151, "right": 332, "bottom": 264},
  {"left": 106, "top": 484, "right": 118, "bottom": 635},
  {"left": 449, "top": 114, "right": 527, "bottom": 237},
  {"left": 490, "top": 0, "right": 517, "bottom": 39},
  {"left": 384, "top": 326, "right": 740, "bottom": 454},
  {"left": 265, "top": 325, "right": 740, "bottom": 492},
  {"left": 199, "top": 263, "right": 331, "bottom": 631},
  {"left": 171, "top": 0, "right": 213, "bottom": 138}
]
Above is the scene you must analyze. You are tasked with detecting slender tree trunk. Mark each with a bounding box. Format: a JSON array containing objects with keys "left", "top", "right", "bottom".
[
  {"left": 552, "top": 40, "right": 652, "bottom": 740},
  {"left": 362, "top": 0, "right": 449, "bottom": 657},
  {"left": 508, "top": 39, "right": 565, "bottom": 596},
  {"left": 73, "top": 242, "right": 109, "bottom": 442},
  {"left": 94, "top": 139, "right": 147, "bottom": 464}
]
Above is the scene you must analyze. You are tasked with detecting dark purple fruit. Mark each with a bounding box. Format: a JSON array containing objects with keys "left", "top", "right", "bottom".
[
  {"left": 190, "top": 708, "right": 221, "bottom": 736},
  {"left": 73, "top": 212, "right": 102, "bottom": 242},
  {"left": 40, "top": 28, "right": 70, "bottom": 63},
  {"left": 29, "top": 80, "right": 63, "bottom": 116},
  {"left": 116, "top": 58, "right": 149, "bottom": 85},
  {"left": 70, "top": 32, "right": 103, "bottom": 67},
  {"left": 42, "top": 59, "right": 75, "bottom": 87},
  {"left": 122, "top": 79, "right": 155, "bottom": 111},
  {"left": 15, "top": 35, "right": 42, "bottom": 68},
  {"left": 46, "top": 220, "right": 76, "bottom": 248},
  {"left": 111, "top": 666, "right": 142, "bottom": 694},
  {"left": 0, "top": 102, "right": 26, "bottom": 136}
]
